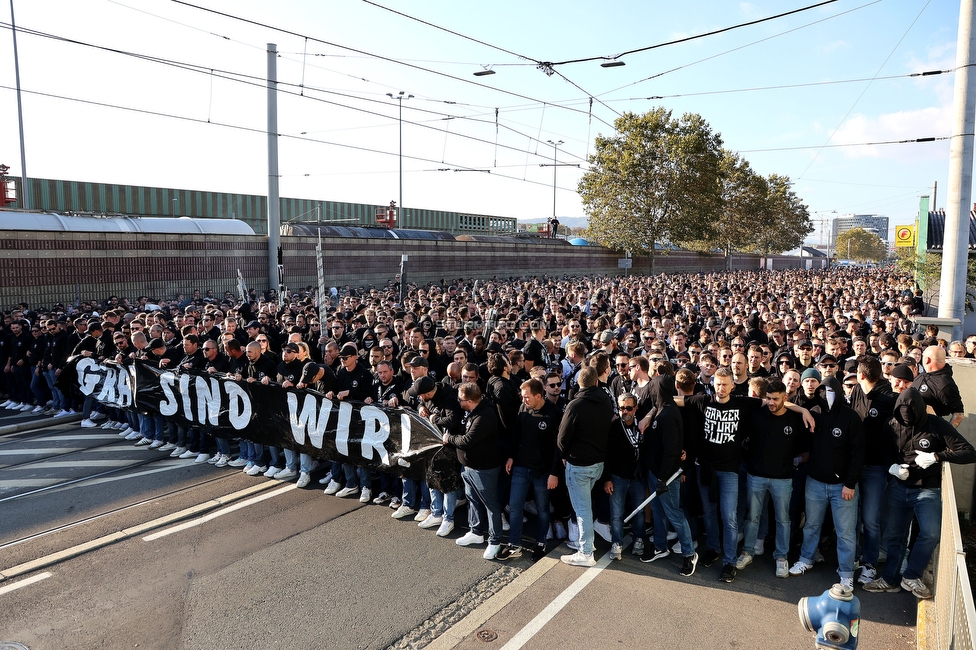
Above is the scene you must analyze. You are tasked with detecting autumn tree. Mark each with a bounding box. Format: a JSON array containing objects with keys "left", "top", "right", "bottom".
[
  {"left": 835, "top": 227, "right": 887, "bottom": 263},
  {"left": 579, "top": 108, "right": 723, "bottom": 272}
]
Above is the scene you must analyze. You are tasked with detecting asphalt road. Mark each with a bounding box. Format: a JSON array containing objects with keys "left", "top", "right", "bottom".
[{"left": 0, "top": 411, "right": 918, "bottom": 650}]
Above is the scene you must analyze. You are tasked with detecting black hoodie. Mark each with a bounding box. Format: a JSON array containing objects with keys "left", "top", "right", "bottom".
[
  {"left": 849, "top": 381, "right": 896, "bottom": 467},
  {"left": 642, "top": 375, "right": 685, "bottom": 481},
  {"left": 889, "top": 387, "right": 976, "bottom": 488},
  {"left": 807, "top": 375, "right": 865, "bottom": 489},
  {"left": 912, "top": 364, "right": 964, "bottom": 417},
  {"left": 557, "top": 386, "right": 614, "bottom": 466}
]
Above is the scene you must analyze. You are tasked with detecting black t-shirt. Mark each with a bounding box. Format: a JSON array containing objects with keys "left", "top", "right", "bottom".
[
  {"left": 523, "top": 338, "right": 550, "bottom": 368},
  {"left": 746, "top": 408, "right": 808, "bottom": 479},
  {"left": 684, "top": 394, "right": 763, "bottom": 472}
]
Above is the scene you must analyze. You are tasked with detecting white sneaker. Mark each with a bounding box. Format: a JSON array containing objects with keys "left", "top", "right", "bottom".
[
  {"left": 159, "top": 442, "right": 177, "bottom": 452},
  {"left": 419, "top": 514, "right": 443, "bottom": 529},
  {"left": 436, "top": 520, "right": 455, "bottom": 537},
  {"left": 391, "top": 505, "right": 418, "bottom": 519},
  {"left": 359, "top": 488, "right": 372, "bottom": 503},
  {"left": 274, "top": 467, "right": 298, "bottom": 481},
  {"left": 134, "top": 437, "right": 153, "bottom": 446},
  {"left": 318, "top": 472, "right": 334, "bottom": 485},
  {"left": 20, "top": 403, "right": 34, "bottom": 412},
  {"left": 54, "top": 410, "right": 71, "bottom": 418},
  {"left": 776, "top": 558, "right": 789, "bottom": 578},
  {"left": 263, "top": 466, "right": 282, "bottom": 478},
  {"left": 754, "top": 539, "right": 765, "bottom": 556},
  {"left": 0, "top": 400, "right": 11, "bottom": 408},
  {"left": 124, "top": 430, "right": 142, "bottom": 440},
  {"left": 456, "top": 531, "right": 485, "bottom": 547},
  {"left": 609, "top": 543, "right": 623, "bottom": 560},
  {"left": 858, "top": 565, "right": 877, "bottom": 585},
  {"left": 336, "top": 486, "right": 360, "bottom": 498},
  {"left": 840, "top": 576, "right": 855, "bottom": 591},
  {"left": 90, "top": 412, "right": 107, "bottom": 421},
  {"left": 245, "top": 464, "right": 267, "bottom": 476},
  {"left": 323, "top": 480, "right": 342, "bottom": 495},
  {"left": 735, "top": 552, "right": 753, "bottom": 570},
  {"left": 178, "top": 450, "right": 196, "bottom": 459},
  {"left": 194, "top": 453, "right": 211, "bottom": 463},
  {"left": 593, "top": 520, "right": 611, "bottom": 543},
  {"left": 31, "top": 405, "right": 44, "bottom": 414},
  {"left": 296, "top": 472, "right": 311, "bottom": 488},
  {"left": 415, "top": 508, "right": 433, "bottom": 522},
  {"left": 789, "top": 561, "right": 813, "bottom": 576},
  {"left": 484, "top": 544, "right": 501, "bottom": 560},
  {"left": 80, "top": 418, "right": 97, "bottom": 428},
  {"left": 148, "top": 440, "right": 164, "bottom": 449},
  {"left": 672, "top": 539, "right": 698, "bottom": 554},
  {"left": 207, "top": 454, "right": 220, "bottom": 464},
  {"left": 560, "top": 551, "right": 596, "bottom": 567},
  {"left": 102, "top": 421, "right": 116, "bottom": 430},
  {"left": 214, "top": 454, "right": 230, "bottom": 468},
  {"left": 226, "top": 457, "right": 248, "bottom": 467}
]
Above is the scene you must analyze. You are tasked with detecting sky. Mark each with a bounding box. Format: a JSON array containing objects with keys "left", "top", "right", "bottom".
[{"left": 0, "top": 0, "right": 964, "bottom": 245}]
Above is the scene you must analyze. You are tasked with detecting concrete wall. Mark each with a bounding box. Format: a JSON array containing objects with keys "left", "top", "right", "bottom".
[{"left": 947, "top": 358, "right": 976, "bottom": 517}]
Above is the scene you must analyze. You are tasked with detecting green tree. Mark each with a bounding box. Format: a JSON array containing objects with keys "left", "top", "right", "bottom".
[
  {"left": 835, "top": 227, "right": 886, "bottom": 263},
  {"left": 751, "top": 174, "right": 813, "bottom": 256},
  {"left": 579, "top": 108, "right": 724, "bottom": 272}
]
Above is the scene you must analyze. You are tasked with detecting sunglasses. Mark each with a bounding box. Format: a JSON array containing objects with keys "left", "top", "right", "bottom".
[
  {"left": 618, "top": 406, "right": 635, "bottom": 412},
  {"left": 547, "top": 383, "right": 561, "bottom": 388}
]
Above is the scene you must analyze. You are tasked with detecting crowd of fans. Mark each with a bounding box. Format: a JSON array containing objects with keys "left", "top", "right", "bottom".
[{"left": 1, "top": 267, "right": 974, "bottom": 598}]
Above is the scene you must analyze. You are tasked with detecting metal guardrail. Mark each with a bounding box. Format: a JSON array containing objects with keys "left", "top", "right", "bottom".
[{"left": 933, "top": 463, "right": 976, "bottom": 649}]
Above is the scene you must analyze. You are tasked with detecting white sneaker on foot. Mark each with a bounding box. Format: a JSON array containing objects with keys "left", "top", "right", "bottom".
[
  {"left": 456, "top": 531, "right": 485, "bottom": 546},
  {"left": 436, "top": 520, "right": 455, "bottom": 537},
  {"left": 296, "top": 472, "right": 311, "bottom": 488},
  {"left": 274, "top": 467, "right": 298, "bottom": 481},
  {"left": 323, "top": 480, "right": 342, "bottom": 495},
  {"left": 484, "top": 544, "right": 501, "bottom": 560},
  {"left": 560, "top": 551, "right": 596, "bottom": 567},
  {"left": 336, "top": 486, "right": 360, "bottom": 498}
]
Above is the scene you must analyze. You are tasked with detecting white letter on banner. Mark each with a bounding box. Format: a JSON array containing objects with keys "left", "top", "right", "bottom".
[
  {"left": 178, "top": 374, "right": 193, "bottom": 421},
  {"left": 288, "top": 393, "right": 332, "bottom": 447},
  {"left": 308, "top": 397, "right": 332, "bottom": 449},
  {"left": 223, "top": 381, "right": 251, "bottom": 429},
  {"left": 77, "top": 358, "right": 100, "bottom": 395},
  {"left": 359, "top": 405, "right": 391, "bottom": 466},
  {"left": 398, "top": 413, "right": 412, "bottom": 466},
  {"left": 116, "top": 368, "right": 132, "bottom": 407},
  {"left": 196, "top": 376, "right": 221, "bottom": 426},
  {"left": 96, "top": 367, "right": 117, "bottom": 403},
  {"left": 159, "top": 372, "right": 178, "bottom": 416},
  {"left": 335, "top": 401, "right": 353, "bottom": 457}
]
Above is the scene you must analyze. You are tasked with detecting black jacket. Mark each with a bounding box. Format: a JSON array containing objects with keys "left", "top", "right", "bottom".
[
  {"left": 642, "top": 376, "right": 684, "bottom": 481},
  {"left": 445, "top": 399, "right": 502, "bottom": 470},
  {"left": 849, "top": 381, "right": 896, "bottom": 467},
  {"left": 912, "top": 365, "right": 964, "bottom": 416},
  {"left": 511, "top": 399, "right": 563, "bottom": 476},
  {"left": 889, "top": 387, "right": 976, "bottom": 488},
  {"left": 557, "top": 386, "right": 614, "bottom": 466},
  {"left": 421, "top": 385, "right": 464, "bottom": 437},
  {"left": 807, "top": 376, "right": 866, "bottom": 489}
]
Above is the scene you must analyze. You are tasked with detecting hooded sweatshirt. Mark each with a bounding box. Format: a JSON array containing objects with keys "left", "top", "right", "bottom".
[
  {"left": 912, "top": 364, "right": 964, "bottom": 417},
  {"left": 557, "top": 385, "right": 614, "bottom": 466},
  {"left": 642, "top": 375, "right": 685, "bottom": 480},
  {"left": 889, "top": 387, "right": 976, "bottom": 488},
  {"left": 807, "top": 375, "right": 866, "bottom": 489},
  {"left": 849, "top": 381, "right": 896, "bottom": 467}
]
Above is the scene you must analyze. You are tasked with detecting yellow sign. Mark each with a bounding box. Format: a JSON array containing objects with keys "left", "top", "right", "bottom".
[{"left": 894, "top": 224, "right": 916, "bottom": 247}]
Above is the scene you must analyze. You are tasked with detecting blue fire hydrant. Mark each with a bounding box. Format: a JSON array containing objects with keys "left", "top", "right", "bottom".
[{"left": 798, "top": 583, "right": 860, "bottom": 650}]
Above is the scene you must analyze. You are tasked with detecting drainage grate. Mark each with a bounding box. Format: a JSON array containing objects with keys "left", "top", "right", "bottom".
[{"left": 476, "top": 629, "right": 498, "bottom": 642}]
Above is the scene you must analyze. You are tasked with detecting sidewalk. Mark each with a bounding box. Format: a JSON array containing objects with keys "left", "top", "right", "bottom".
[{"left": 430, "top": 540, "right": 919, "bottom": 650}]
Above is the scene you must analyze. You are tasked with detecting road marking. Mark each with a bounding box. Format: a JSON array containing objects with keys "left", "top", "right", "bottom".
[
  {"left": 0, "top": 462, "right": 187, "bottom": 493},
  {"left": 0, "top": 571, "right": 52, "bottom": 596},
  {"left": 0, "top": 446, "right": 135, "bottom": 456},
  {"left": 0, "top": 481, "right": 280, "bottom": 581},
  {"left": 39, "top": 433, "right": 121, "bottom": 441},
  {"left": 498, "top": 550, "right": 614, "bottom": 650},
  {"left": 9, "top": 460, "right": 141, "bottom": 469},
  {"left": 143, "top": 484, "right": 297, "bottom": 541}
]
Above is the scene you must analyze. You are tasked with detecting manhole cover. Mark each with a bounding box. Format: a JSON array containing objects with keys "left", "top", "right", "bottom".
[
  {"left": 0, "top": 643, "right": 31, "bottom": 650},
  {"left": 476, "top": 629, "right": 498, "bottom": 642}
]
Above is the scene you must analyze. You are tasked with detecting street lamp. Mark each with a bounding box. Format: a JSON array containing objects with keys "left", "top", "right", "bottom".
[
  {"left": 387, "top": 91, "right": 413, "bottom": 228},
  {"left": 547, "top": 139, "right": 563, "bottom": 220}
]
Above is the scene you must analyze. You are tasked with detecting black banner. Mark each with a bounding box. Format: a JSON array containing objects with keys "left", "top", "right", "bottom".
[{"left": 62, "top": 357, "right": 448, "bottom": 479}]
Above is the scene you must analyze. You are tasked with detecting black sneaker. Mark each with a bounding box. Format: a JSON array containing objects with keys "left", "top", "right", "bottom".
[
  {"left": 719, "top": 563, "right": 737, "bottom": 583},
  {"left": 701, "top": 549, "right": 721, "bottom": 568},
  {"left": 680, "top": 553, "right": 699, "bottom": 577},
  {"left": 531, "top": 544, "right": 548, "bottom": 562},
  {"left": 639, "top": 547, "right": 670, "bottom": 564},
  {"left": 496, "top": 544, "right": 522, "bottom": 561}
]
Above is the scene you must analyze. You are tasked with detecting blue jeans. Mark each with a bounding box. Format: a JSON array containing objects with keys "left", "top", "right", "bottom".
[
  {"left": 800, "top": 478, "right": 858, "bottom": 579},
  {"left": 743, "top": 474, "right": 792, "bottom": 560},
  {"left": 402, "top": 478, "right": 431, "bottom": 510},
  {"left": 858, "top": 465, "right": 889, "bottom": 566},
  {"left": 343, "top": 464, "right": 372, "bottom": 490},
  {"left": 565, "top": 462, "right": 604, "bottom": 556},
  {"left": 283, "top": 449, "right": 317, "bottom": 473},
  {"left": 698, "top": 468, "right": 739, "bottom": 565},
  {"left": 461, "top": 465, "right": 503, "bottom": 544},
  {"left": 648, "top": 469, "right": 694, "bottom": 556},
  {"left": 881, "top": 481, "right": 942, "bottom": 583},
  {"left": 508, "top": 465, "right": 551, "bottom": 547},
  {"left": 430, "top": 487, "right": 462, "bottom": 522},
  {"left": 609, "top": 474, "right": 646, "bottom": 547}
]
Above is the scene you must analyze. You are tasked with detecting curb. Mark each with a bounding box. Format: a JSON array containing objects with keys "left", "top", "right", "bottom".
[
  {"left": 916, "top": 598, "right": 935, "bottom": 648},
  {"left": 0, "top": 413, "right": 83, "bottom": 436},
  {"left": 0, "top": 480, "right": 281, "bottom": 582}
]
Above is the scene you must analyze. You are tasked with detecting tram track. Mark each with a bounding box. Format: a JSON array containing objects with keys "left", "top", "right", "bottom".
[{"left": 0, "top": 433, "right": 134, "bottom": 471}]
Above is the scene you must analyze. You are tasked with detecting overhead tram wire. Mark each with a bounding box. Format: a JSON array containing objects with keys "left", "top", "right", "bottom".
[
  {"left": 168, "top": 0, "right": 617, "bottom": 130},
  {"left": 795, "top": 0, "right": 933, "bottom": 181},
  {"left": 0, "top": 22, "right": 589, "bottom": 167},
  {"left": 737, "top": 136, "right": 949, "bottom": 153},
  {"left": 0, "top": 83, "right": 578, "bottom": 194},
  {"left": 596, "top": 0, "right": 882, "bottom": 98}
]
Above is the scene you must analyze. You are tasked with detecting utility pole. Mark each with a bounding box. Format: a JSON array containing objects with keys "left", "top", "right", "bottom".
[
  {"left": 387, "top": 91, "right": 413, "bottom": 229},
  {"left": 267, "top": 43, "right": 282, "bottom": 301},
  {"left": 939, "top": 0, "right": 976, "bottom": 340},
  {"left": 10, "top": 0, "right": 29, "bottom": 209}
]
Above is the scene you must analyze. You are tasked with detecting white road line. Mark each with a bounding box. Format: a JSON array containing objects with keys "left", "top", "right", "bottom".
[
  {"left": 9, "top": 460, "right": 140, "bottom": 469},
  {"left": 0, "top": 446, "right": 136, "bottom": 456},
  {"left": 0, "top": 571, "right": 52, "bottom": 596},
  {"left": 38, "top": 433, "right": 121, "bottom": 441},
  {"left": 143, "top": 484, "right": 297, "bottom": 541},
  {"left": 0, "top": 461, "right": 187, "bottom": 492},
  {"left": 499, "top": 550, "right": 615, "bottom": 650}
]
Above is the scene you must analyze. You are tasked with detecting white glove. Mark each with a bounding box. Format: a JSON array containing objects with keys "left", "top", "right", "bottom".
[
  {"left": 915, "top": 451, "right": 938, "bottom": 469},
  {"left": 889, "top": 463, "right": 909, "bottom": 480}
]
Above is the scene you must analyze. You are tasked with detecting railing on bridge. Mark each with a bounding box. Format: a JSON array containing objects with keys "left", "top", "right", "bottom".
[{"left": 933, "top": 463, "right": 976, "bottom": 649}]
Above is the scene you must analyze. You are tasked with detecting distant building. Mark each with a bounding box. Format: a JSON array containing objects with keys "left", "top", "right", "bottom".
[{"left": 831, "top": 214, "right": 889, "bottom": 250}]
